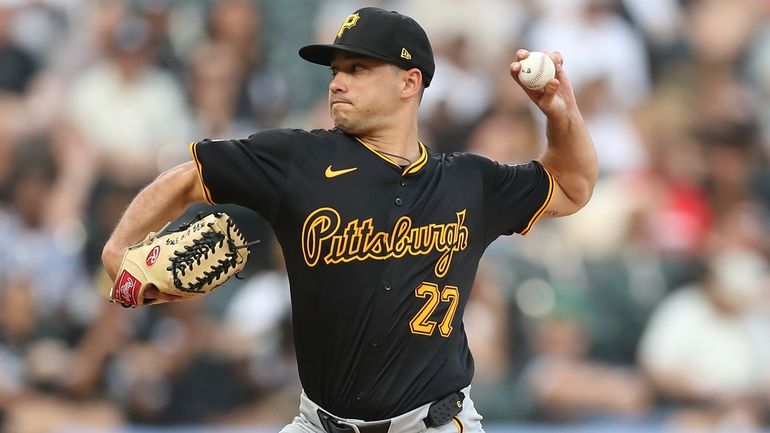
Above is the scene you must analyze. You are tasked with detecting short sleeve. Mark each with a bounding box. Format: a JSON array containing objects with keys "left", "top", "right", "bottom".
[
  {"left": 190, "top": 129, "right": 295, "bottom": 223},
  {"left": 478, "top": 158, "right": 554, "bottom": 239}
]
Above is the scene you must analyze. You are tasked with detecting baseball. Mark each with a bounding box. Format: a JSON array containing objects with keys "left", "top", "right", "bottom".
[{"left": 517, "top": 51, "right": 556, "bottom": 90}]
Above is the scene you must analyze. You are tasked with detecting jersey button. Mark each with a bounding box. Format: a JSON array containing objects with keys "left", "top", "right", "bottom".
[
  {"left": 383, "top": 281, "right": 391, "bottom": 291},
  {"left": 370, "top": 338, "right": 380, "bottom": 347},
  {"left": 394, "top": 197, "right": 403, "bottom": 206},
  {"left": 356, "top": 392, "right": 364, "bottom": 401},
  {"left": 400, "top": 180, "right": 406, "bottom": 187}
]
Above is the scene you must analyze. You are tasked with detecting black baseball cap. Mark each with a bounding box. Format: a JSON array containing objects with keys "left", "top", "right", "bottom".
[{"left": 299, "top": 7, "right": 435, "bottom": 87}]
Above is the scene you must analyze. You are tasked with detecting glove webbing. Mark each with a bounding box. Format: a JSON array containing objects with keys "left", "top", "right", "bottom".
[{"left": 167, "top": 214, "right": 246, "bottom": 293}]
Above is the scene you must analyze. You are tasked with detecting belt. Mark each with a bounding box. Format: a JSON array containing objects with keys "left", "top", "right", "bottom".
[
  {"left": 317, "top": 410, "right": 390, "bottom": 433},
  {"left": 316, "top": 391, "right": 465, "bottom": 433}
]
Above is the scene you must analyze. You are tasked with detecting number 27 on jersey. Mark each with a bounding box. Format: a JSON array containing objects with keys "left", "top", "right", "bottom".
[{"left": 409, "top": 282, "right": 459, "bottom": 337}]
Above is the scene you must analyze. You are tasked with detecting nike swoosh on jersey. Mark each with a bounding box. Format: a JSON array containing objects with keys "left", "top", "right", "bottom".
[{"left": 325, "top": 165, "right": 358, "bottom": 178}]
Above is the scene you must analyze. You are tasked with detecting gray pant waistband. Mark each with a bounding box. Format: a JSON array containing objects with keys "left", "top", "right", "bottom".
[{"left": 300, "top": 386, "right": 471, "bottom": 433}]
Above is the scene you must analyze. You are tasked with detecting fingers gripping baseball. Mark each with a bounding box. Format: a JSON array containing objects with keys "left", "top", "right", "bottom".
[{"left": 510, "top": 50, "right": 574, "bottom": 116}]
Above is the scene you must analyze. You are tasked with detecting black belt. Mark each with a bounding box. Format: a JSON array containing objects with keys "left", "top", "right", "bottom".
[
  {"left": 317, "top": 410, "right": 390, "bottom": 433},
  {"left": 317, "top": 391, "right": 465, "bottom": 433}
]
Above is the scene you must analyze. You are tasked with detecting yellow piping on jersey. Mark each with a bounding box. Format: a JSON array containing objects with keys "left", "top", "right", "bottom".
[
  {"left": 452, "top": 416, "right": 464, "bottom": 433},
  {"left": 404, "top": 143, "right": 428, "bottom": 174},
  {"left": 355, "top": 138, "right": 429, "bottom": 175},
  {"left": 189, "top": 141, "right": 216, "bottom": 205},
  {"left": 520, "top": 164, "right": 555, "bottom": 235}
]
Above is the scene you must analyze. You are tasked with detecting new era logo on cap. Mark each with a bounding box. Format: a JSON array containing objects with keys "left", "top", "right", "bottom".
[{"left": 299, "top": 7, "right": 435, "bottom": 87}]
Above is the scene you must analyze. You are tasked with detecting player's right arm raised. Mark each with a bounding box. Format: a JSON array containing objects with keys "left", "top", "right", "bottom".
[
  {"left": 511, "top": 49, "right": 598, "bottom": 218},
  {"left": 101, "top": 161, "right": 204, "bottom": 280}
]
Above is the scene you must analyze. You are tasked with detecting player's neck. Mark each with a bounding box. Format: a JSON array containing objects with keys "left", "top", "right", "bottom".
[{"left": 358, "top": 117, "right": 421, "bottom": 164}]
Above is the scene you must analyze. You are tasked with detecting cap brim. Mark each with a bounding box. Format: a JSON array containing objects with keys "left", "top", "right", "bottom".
[{"left": 299, "top": 43, "right": 394, "bottom": 66}]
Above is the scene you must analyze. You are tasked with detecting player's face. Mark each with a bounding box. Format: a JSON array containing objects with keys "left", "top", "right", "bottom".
[{"left": 328, "top": 52, "right": 403, "bottom": 135}]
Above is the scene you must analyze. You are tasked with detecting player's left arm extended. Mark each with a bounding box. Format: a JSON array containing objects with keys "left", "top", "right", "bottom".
[{"left": 511, "top": 49, "right": 598, "bottom": 218}]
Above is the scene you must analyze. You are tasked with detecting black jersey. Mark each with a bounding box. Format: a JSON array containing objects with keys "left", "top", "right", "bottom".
[{"left": 191, "top": 128, "right": 553, "bottom": 420}]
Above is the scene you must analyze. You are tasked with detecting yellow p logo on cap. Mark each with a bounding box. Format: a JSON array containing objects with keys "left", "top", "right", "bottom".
[{"left": 337, "top": 13, "right": 360, "bottom": 38}]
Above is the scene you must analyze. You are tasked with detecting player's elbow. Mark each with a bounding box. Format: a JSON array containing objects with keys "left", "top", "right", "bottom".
[
  {"left": 552, "top": 176, "right": 595, "bottom": 217},
  {"left": 570, "top": 177, "right": 595, "bottom": 210},
  {"left": 562, "top": 164, "right": 597, "bottom": 211},
  {"left": 157, "top": 161, "right": 206, "bottom": 205}
]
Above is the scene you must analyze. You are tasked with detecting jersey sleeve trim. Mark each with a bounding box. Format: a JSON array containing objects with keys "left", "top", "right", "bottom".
[
  {"left": 519, "top": 162, "right": 555, "bottom": 235},
  {"left": 188, "top": 141, "right": 216, "bottom": 205}
]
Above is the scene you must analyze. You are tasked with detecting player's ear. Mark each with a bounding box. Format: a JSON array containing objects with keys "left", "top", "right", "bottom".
[{"left": 400, "top": 67, "right": 422, "bottom": 101}]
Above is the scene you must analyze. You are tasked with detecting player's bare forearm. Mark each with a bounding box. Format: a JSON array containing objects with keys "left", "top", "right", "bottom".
[
  {"left": 101, "top": 161, "right": 204, "bottom": 279},
  {"left": 539, "top": 108, "right": 597, "bottom": 215},
  {"left": 510, "top": 49, "right": 597, "bottom": 217}
]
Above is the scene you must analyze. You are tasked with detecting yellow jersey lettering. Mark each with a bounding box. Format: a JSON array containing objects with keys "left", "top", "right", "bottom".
[
  {"left": 301, "top": 207, "right": 341, "bottom": 267},
  {"left": 301, "top": 207, "right": 470, "bottom": 277}
]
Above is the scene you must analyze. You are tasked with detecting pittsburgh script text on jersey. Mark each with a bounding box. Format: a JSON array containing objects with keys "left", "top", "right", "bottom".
[{"left": 302, "top": 207, "right": 469, "bottom": 278}]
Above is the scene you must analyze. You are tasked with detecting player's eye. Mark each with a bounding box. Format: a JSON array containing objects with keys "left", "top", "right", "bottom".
[
  {"left": 329, "top": 67, "right": 338, "bottom": 77},
  {"left": 351, "top": 64, "right": 365, "bottom": 73}
]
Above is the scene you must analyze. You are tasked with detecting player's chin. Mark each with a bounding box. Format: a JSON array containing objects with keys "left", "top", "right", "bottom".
[{"left": 332, "top": 116, "right": 360, "bottom": 134}]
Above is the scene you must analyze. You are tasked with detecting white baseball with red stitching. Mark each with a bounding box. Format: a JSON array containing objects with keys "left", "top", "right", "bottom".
[{"left": 517, "top": 51, "right": 555, "bottom": 90}]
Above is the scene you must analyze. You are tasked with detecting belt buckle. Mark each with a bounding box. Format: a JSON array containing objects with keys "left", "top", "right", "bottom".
[
  {"left": 317, "top": 409, "right": 391, "bottom": 433},
  {"left": 317, "top": 409, "right": 362, "bottom": 433}
]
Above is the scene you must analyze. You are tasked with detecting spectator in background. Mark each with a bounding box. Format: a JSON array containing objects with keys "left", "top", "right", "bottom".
[
  {"left": 223, "top": 238, "right": 292, "bottom": 364},
  {"left": 746, "top": 3, "right": 770, "bottom": 157},
  {"left": 219, "top": 237, "right": 300, "bottom": 425},
  {"left": 620, "top": 0, "right": 683, "bottom": 77},
  {"left": 0, "top": 139, "right": 94, "bottom": 320},
  {"left": 678, "top": 0, "right": 770, "bottom": 217},
  {"left": 0, "top": 138, "right": 118, "bottom": 433},
  {"left": 137, "top": 0, "right": 185, "bottom": 78},
  {"left": 639, "top": 203, "right": 770, "bottom": 431},
  {"left": 0, "top": 2, "right": 38, "bottom": 95},
  {"left": 208, "top": 0, "right": 288, "bottom": 129},
  {"left": 466, "top": 92, "right": 541, "bottom": 164},
  {"left": 420, "top": 34, "right": 494, "bottom": 154},
  {"left": 527, "top": 0, "right": 650, "bottom": 109},
  {"left": 104, "top": 301, "right": 261, "bottom": 425},
  {"left": 51, "top": 0, "right": 130, "bottom": 80},
  {"left": 188, "top": 41, "right": 255, "bottom": 139},
  {"left": 628, "top": 82, "right": 712, "bottom": 258},
  {"left": 511, "top": 281, "right": 652, "bottom": 423},
  {"left": 698, "top": 115, "right": 767, "bottom": 219},
  {"left": 67, "top": 15, "right": 192, "bottom": 185},
  {"left": 395, "top": 0, "right": 527, "bottom": 72},
  {"left": 526, "top": 0, "right": 651, "bottom": 175},
  {"left": 0, "top": 96, "right": 27, "bottom": 188},
  {"left": 464, "top": 259, "right": 519, "bottom": 421}
]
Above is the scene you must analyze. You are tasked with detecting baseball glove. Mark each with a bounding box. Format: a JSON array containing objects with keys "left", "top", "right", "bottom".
[{"left": 108, "top": 212, "right": 257, "bottom": 308}]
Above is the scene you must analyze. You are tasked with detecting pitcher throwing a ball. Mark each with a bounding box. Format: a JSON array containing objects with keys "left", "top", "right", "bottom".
[{"left": 102, "top": 6, "right": 596, "bottom": 433}]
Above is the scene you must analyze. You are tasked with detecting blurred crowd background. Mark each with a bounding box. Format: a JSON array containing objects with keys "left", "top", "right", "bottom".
[{"left": 1, "top": 0, "right": 770, "bottom": 432}]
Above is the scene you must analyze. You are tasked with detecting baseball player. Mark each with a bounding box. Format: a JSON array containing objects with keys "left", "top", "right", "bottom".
[{"left": 102, "top": 7, "right": 596, "bottom": 433}]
